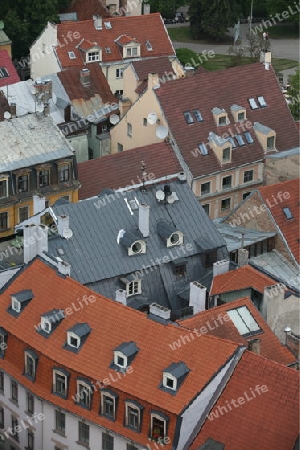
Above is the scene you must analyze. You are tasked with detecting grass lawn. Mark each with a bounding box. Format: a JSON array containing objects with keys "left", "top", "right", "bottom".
[
  {"left": 167, "top": 26, "right": 232, "bottom": 44},
  {"left": 268, "top": 22, "right": 299, "bottom": 39}
]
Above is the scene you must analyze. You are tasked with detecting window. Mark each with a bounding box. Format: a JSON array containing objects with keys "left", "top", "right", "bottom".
[
  {"left": 0, "top": 331, "right": 7, "bottom": 358},
  {"left": 218, "top": 115, "right": 228, "bottom": 126},
  {"left": 0, "top": 212, "right": 8, "bottom": 230},
  {"left": 27, "top": 430, "right": 34, "bottom": 450},
  {"left": 105, "top": 47, "right": 111, "bottom": 53},
  {"left": 283, "top": 207, "right": 293, "bottom": 220},
  {"left": 18, "top": 175, "right": 28, "bottom": 192},
  {"left": 202, "top": 203, "right": 210, "bottom": 215},
  {"left": 104, "top": 21, "right": 112, "bottom": 29},
  {"left": 78, "top": 421, "right": 89, "bottom": 445},
  {"left": 55, "top": 410, "right": 65, "bottom": 434},
  {"left": 11, "top": 417, "right": 19, "bottom": 441},
  {"left": 150, "top": 413, "right": 167, "bottom": 440},
  {"left": 19, "top": 206, "right": 29, "bottom": 222},
  {"left": 68, "top": 51, "right": 76, "bottom": 59},
  {"left": 116, "top": 68, "right": 123, "bottom": 78},
  {"left": 114, "top": 351, "right": 127, "bottom": 368},
  {"left": 102, "top": 432, "right": 114, "bottom": 450},
  {"left": 11, "top": 380, "right": 18, "bottom": 403},
  {"left": 127, "top": 445, "right": 138, "bottom": 450},
  {"left": 267, "top": 136, "right": 275, "bottom": 149},
  {"left": 0, "top": 371, "right": 4, "bottom": 393},
  {"left": 125, "top": 403, "right": 141, "bottom": 431},
  {"left": 235, "top": 134, "right": 245, "bottom": 146},
  {"left": 127, "top": 280, "right": 141, "bottom": 297},
  {"left": 163, "top": 374, "right": 176, "bottom": 390},
  {"left": 183, "top": 111, "right": 194, "bottom": 124},
  {"left": 101, "top": 393, "right": 116, "bottom": 420},
  {"left": 88, "top": 51, "right": 99, "bottom": 62},
  {"left": 244, "top": 170, "right": 253, "bottom": 183},
  {"left": 41, "top": 316, "right": 51, "bottom": 333},
  {"left": 117, "top": 143, "right": 123, "bottom": 153},
  {"left": 24, "top": 352, "right": 37, "bottom": 380},
  {"left": 39, "top": 170, "right": 49, "bottom": 187},
  {"left": 237, "top": 111, "right": 245, "bottom": 121},
  {"left": 243, "top": 191, "right": 252, "bottom": 200},
  {"left": 175, "top": 264, "right": 186, "bottom": 277},
  {"left": 244, "top": 131, "right": 254, "bottom": 144},
  {"left": 0, "top": 406, "right": 4, "bottom": 429},
  {"left": 0, "top": 179, "right": 7, "bottom": 198},
  {"left": 198, "top": 143, "right": 208, "bottom": 155},
  {"left": 227, "top": 137, "right": 236, "bottom": 148},
  {"left": 201, "top": 181, "right": 211, "bottom": 195},
  {"left": 126, "top": 47, "right": 138, "bottom": 56},
  {"left": 67, "top": 332, "right": 80, "bottom": 348},
  {"left": 143, "top": 118, "right": 147, "bottom": 126},
  {"left": 27, "top": 392, "right": 34, "bottom": 414},
  {"left": 221, "top": 198, "right": 231, "bottom": 211},
  {"left": 192, "top": 109, "right": 203, "bottom": 122},
  {"left": 127, "top": 123, "right": 132, "bottom": 137},
  {"left": 248, "top": 98, "right": 258, "bottom": 109},
  {"left": 222, "top": 175, "right": 232, "bottom": 189},
  {"left": 53, "top": 370, "right": 68, "bottom": 398},
  {"left": 145, "top": 40, "right": 152, "bottom": 51},
  {"left": 257, "top": 95, "right": 267, "bottom": 107},
  {"left": 227, "top": 306, "right": 260, "bottom": 336},
  {"left": 75, "top": 381, "right": 92, "bottom": 409},
  {"left": 12, "top": 297, "right": 20, "bottom": 312},
  {"left": 115, "top": 90, "right": 123, "bottom": 97},
  {"left": 222, "top": 147, "right": 231, "bottom": 162},
  {"left": 58, "top": 165, "right": 69, "bottom": 182}
]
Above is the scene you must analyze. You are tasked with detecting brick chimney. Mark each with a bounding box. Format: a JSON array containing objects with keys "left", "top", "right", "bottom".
[
  {"left": 149, "top": 303, "right": 171, "bottom": 320},
  {"left": 247, "top": 338, "right": 261, "bottom": 354},
  {"left": 93, "top": 15, "right": 102, "bottom": 30}
]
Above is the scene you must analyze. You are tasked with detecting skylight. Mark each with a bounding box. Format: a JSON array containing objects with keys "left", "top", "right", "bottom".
[
  {"left": 248, "top": 98, "right": 259, "bottom": 110},
  {"left": 198, "top": 143, "right": 208, "bottom": 155},
  {"left": 283, "top": 207, "right": 293, "bottom": 220},
  {"left": 257, "top": 96, "right": 267, "bottom": 107},
  {"left": 183, "top": 111, "right": 194, "bottom": 124},
  {"left": 235, "top": 134, "right": 245, "bottom": 146},
  {"left": 68, "top": 51, "right": 76, "bottom": 59},
  {"left": 227, "top": 306, "right": 260, "bottom": 336},
  {"left": 105, "top": 47, "right": 111, "bottom": 54},
  {"left": 104, "top": 21, "right": 112, "bottom": 29},
  {"left": 145, "top": 40, "right": 152, "bottom": 51},
  {"left": 192, "top": 109, "right": 203, "bottom": 122},
  {"left": 227, "top": 137, "right": 236, "bottom": 148},
  {"left": 244, "top": 131, "right": 254, "bottom": 144}
]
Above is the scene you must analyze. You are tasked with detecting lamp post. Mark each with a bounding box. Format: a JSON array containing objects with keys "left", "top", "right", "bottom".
[{"left": 249, "top": 0, "right": 254, "bottom": 32}]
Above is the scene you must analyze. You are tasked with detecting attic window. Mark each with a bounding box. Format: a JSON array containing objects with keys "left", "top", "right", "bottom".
[
  {"left": 248, "top": 98, "right": 259, "bottom": 110},
  {"left": 12, "top": 298, "right": 20, "bottom": 313},
  {"left": 169, "top": 232, "right": 183, "bottom": 246},
  {"left": 104, "top": 21, "right": 112, "bottom": 29},
  {"left": 237, "top": 111, "right": 245, "bottom": 121},
  {"left": 227, "top": 137, "right": 236, "bottom": 148},
  {"left": 111, "top": 342, "right": 139, "bottom": 372},
  {"left": 235, "top": 134, "right": 245, "bottom": 146},
  {"left": 8, "top": 290, "right": 34, "bottom": 316},
  {"left": 67, "top": 332, "right": 80, "bottom": 348},
  {"left": 146, "top": 40, "right": 153, "bottom": 51},
  {"left": 163, "top": 374, "right": 176, "bottom": 390},
  {"left": 192, "top": 109, "right": 203, "bottom": 122},
  {"left": 157, "top": 221, "right": 184, "bottom": 247},
  {"left": 160, "top": 362, "right": 190, "bottom": 394},
  {"left": 64, "top": 323, "right": 91, "bottom": 353},
  {"left": 126, "top": 47, "right": 138, "bottom": 57},
  {"left": 222, "top": 147, "right": 231, "bottom": 162},
  {"left": 38, "top": 309, "right": 64, "bottom": 337},
  {"left": 41, "top": 317, "right": 51, "bottom": 333},
  {"left": 127, "top": 279, "right": 141, "bottom": 296},
  {"left": 283, "top": 207, "right": 293, "bottom": 220},
  {"left": 88, "top": 51, "right": 100, "bottom": 62},
  {"left": 68, "top": 51, "right": 76, "bottom": 59},
  {"left": 198, "top": 143, "right": 208, "bottom": 155},
  {"left": 120, "top": 231, "right": 146, "bottom": 256},
  {"left": 105, "top": 47, "right": 111, "bottom": 54},
  {"left": 183, "top": 111, "right": 194, "bottom": 124},
  {"left": 114, "top": 352, "right": 127, "bottom": 368},
  {"left": 227, "top": 306, "right": 261, "bottom": 337},
  {"left": 257, "top": 96, "right": 267, "bottom": 107},
  {"left": 218, "top": 115, "right": 227, "bottom": 126}
]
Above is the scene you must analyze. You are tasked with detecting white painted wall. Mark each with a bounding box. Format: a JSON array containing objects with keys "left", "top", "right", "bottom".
[{"left": 30, "top": 23, "right": 60, "bottom": 79}]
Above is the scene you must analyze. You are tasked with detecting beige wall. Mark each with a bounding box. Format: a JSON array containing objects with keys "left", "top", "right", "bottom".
[
  {"left": 264, "top": 151, "right": 300, "bottom": 185},
  {"left": 101, "top": 62, "right": 131, "bottom": 96},
  {"left": 30, "top": 22, "right": 60, "bottom": 79}
]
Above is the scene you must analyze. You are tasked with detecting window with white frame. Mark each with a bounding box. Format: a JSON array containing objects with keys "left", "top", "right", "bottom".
[
  {"left": 75, "top": 380, "right": 92, "bottom": 409},
  {"left": 150, "top": 412, "right": 167, "bottom": 440},
  {"left": 87, "top": 51, "right": 100, "bottom": 62},
  {"left": 78, "top": 421, "right": 89, "bottom": 445},
  {"left": 0, "top": 179, "right": 8, "bottom": 198},
  {"left": 53, "top": 369, "right": 68, "bottom": 398},
  {"left": 11, "top": 297, "right": 20, "bottom": 313},
  {"left": 126, "top": 47, "right": 138, "bottom": 57},
  {"left": 126, "top": 280, "right": 141, "bottom": 297},
  {"left": 100, "top": 392, "right": 117, "bottom": 420},
  {"left": 116, "top": 68, "right": 123, "bottom": 78},
  {"left": 27, "top": 429, "right": 34, "bottom": 450},
  {"left": 125, "top": 402, "right": 141, "bottom": 431},
  {"left": 114, "top": 351, "right": 127, "bottom": 368},
  {"left": 41, "top": 316, "right": 52, "bottom": 334},
  {"left": 162, "top": 373, "right": 177, "bottom": 390},
  {"left": 24, "top": 352, "right": 37, "bottom": 380},
  {"left": 67, "top": 331, "right": 80, "bottom": 348},
  {"left": 127, "top": 123, "right": 132, "bottom": 137}
]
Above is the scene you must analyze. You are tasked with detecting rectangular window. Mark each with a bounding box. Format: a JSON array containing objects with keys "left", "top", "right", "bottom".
[
  {"left": 202, "top": 203, "right": 210, "bottom": 215},
  {"left": 227, "top": 137, "right": 236, "bottom": 148},
  {"left": 0, "top": 406, "right": 4, "bottom": 429},
  {"left": 78, "top": 421, "right": 89, "bottom": 445},
  {"left": 127, "top": 280, "right": 141, "bottom": 296},
  {"left": 0, "top": 212, "right": 8, "bottom": 231},
  {"left": 126, "top": 47, "right": 137, "bottom": 57},
  {"left": 88, "top": 51, "right": 99, "bottom": 62},
  {"left": 53, "top": 371, "right": 67, "bottom": 398},
  {"left": 244, "top": 170, "right": 253, "bottom": 183},
  {"left": 192, "top": 109, "right": 203, "bottom": 122},
  {"left": 243, "top": 191, "right": 252, "bottom": 200},
  {"left": 127, "top": 406, "right": 139, "bottom": 429},
  {"left": 27, "top": 392, "right": 34, "bottom": 414},
  {"left": 235, "top": 134, "right": 245, "bottom": 146},
  {"left": 102, "top": 432, "right": 114, "bottom": 450},
  {"left": 221, "top": 198, "right": 231, "bottom": 211},
  {"left": 267, "top": 136, "right": 275, "bottom": 149},
  {"left": 201, "top": 181, "right": 211, "bottom": 195},
  {"left": 0, "top": 371, "right": 4, "bottom": 393},
  {"left": 38, "top": 170, "right": 49, "bottom": 187},
  {"left": 24, "top": 353, "right": 35, "bottom": 378},
  {"left": 222, "top": 147, "right": 230, "bottom": 162},
  {"left": 55, "top": 410, "right": 65, "bottom": 434},
  {"left": 12, "top": 417, "right": 19, "bottom": 441},
  {"left": 116, "top": 68, "right": 123, "bottom": 78},
  {"left": 222, "top": 175, "right": 232, "bottom": 189},
  {"left": 58, "top": 165, "right": 70, "bottom": 182},
  {"left": 19, "top": 206, "right": 29, "bottom": 223},
  {"left": 76, "top": 383, "right": 92, "bottom": 409},
  {"left": 127, "top": 445, "right": 138, "bottom": 450},
  {"left": 18, "top": 175, "right": 28, "bottom": 192},
  {"left": 227, "top": 306, "right": 260, "bottom": 336},
  {"left": 11, "top": 380, "right": 18, "bottom": 403},
  {"left": 115, "top": 90, "right": 123, "bottom": 97},
  {"left": 0, "top": 180, "right": 7, "bottom": 198},
  {"left": 151, "top": 415, "right": 166, "bottom": 439},
  {"left": 183, "top": 111, "right": 194, "bottom": 124},
  {"left": 143, "top": 118, "right": 147, "bottom": 126},
  {"left": 101, "top": 394, "right": 115, "bottom": 419},
  {"left": 244, "top": 131, "right": 254, "bottom": 144},
  {"left": 218, "top": 115, "right": 227, "bottom": 125},
  {"left": 248, "top": 98, "right": 258, "bottom": 109},
  {"left": 27, "top": 430, "right": 34, "bottom": 450},
  {"left": 198, "top": 143, "right": 208, "bottom": 155},
  {"left": 257, "top": 95, "right": 267, "bottom": 107},
  {"left": 127, "top": 123, "right": 132, "bottom": 137},
  {"left": 237, "top": 111, "right": 245, "bottom": 121},
  {"left": 117, "top": 143, "right": 123, "bottom": 153}
]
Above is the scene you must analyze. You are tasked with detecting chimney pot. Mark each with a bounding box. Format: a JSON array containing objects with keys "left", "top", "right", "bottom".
[
  {"left": 138, "top": 203, "right": 150, "bottom": 237},
  {"left": 189, "top": 281, "right": 206, "bottom": 314},
  {"left": 238, "top": 248, "right": 248, "bottom": 267},
  {"left": 149, "top": 303, "right": 171, "bottom": 320},
  {"left": 115, "top": 289, "right": 127, "bottom": 305},
  {"left": 213, "top": 259, "right": 230, "bottom": 277}
]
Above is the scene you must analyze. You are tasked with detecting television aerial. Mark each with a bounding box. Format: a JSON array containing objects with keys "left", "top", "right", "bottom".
[
  {"left": 155, "top": 125, "right": 168, "bottom": 139},
  {"left": 147, "top": 112, "right": 157, "bottom": 125},
  {"left": 110, "top": 114, "right": 120, "bottom": 125}
]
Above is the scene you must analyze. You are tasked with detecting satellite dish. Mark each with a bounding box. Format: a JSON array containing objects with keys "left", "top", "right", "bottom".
[
  {"left": 4, "top": 111, "right": 11, "bottom": 119},
  {"left": 110, "top": 114, "right": 120, "bottom": 125},
  {"left": 156, "top": 125, "right": 168, "bottom": 139},
  {"left": 147, "top": 112, "right": 157, "bottom": 125},
  {"left": 0, "top": 21, "right": 4, "bottom": 31},
  {"left": 62, "top": 228, "right": 73, "bottom": 239},
  {"left": 35, "top": 104, "right": 44, "bottom": 113},
  {"left": 155, "top": 190, "right": 165, "bottom": 201}
]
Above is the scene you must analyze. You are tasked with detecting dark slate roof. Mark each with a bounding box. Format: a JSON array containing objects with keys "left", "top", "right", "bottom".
[
  {"left": 68, "top": 323, "right": 91, "bottom": 336},
  {"left": 48, "top": 181, "right": 226, "bottom": 285},
  {"left": 12, "top": 290, "right": 34, "bottom": 303},
  {"left": 154, "top": 62, "right": 300, "bottom": 179},
  {"left": 114, "top": 341, "right": 139, "bottom": 356}
]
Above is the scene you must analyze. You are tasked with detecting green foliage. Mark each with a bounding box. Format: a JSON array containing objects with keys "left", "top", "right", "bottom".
[
  {"left": 0, "top": 0, "right": 71, "bottom": 60},
  {"left": 287, "top": 67, "right": 300, "bottom": 121},
  {"left": 228, "top": 31, "right": 271, "bottom": 66},
  {"left": 176, "top": 47, "right": 199, "bottom": 66},
  {"left": 189, "top": 0, "right": 238, "bottom": 41},
  {"left": 146, "top": 0, "right": 186, "bottom": 18}
]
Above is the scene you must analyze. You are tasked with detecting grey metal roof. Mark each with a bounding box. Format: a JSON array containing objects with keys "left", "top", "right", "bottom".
[
  {"left": 208, "top": 132, "right": 228, "bottom": 147},
  {"left": 0, "top": 114, "right": 74, "bottom": 173},
  {"left": 211, "top": 107, "right": 225, "bottom": 115},
  {"left": 49, "top": 181, "right": 227, "bottom": 286},
  {"left": 213, "top": 220, "right": 276, "bottom": 253},
  {"left": 265, "top": 146, "right": 300, "bottom": 158},
  {"left": 157, "top": 220, "right": 177, "bottom": 239},
  {"left": 68, "top": 323, "right": 91, "bottom": 337},
  {"left": 164, "top": 361, "right": 189, "bottom": 378},
  {"left": 230, "top": 104, "right": 243, "bottom": 111},
  {"left": 253, "top": 122, "right": 272, "bottom": 135},
  {"left": 12, "top": 290, "right": 34, "bottom": 302},
  {"left": 114, "top": 342, "right": 139, "bottom": 357}
]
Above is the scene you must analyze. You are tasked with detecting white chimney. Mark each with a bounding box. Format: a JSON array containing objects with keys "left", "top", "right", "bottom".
[
  {"left": 213, "top": 259, "right": 230, "bottom": 277},
  {"left": 115, "top": 289, "right": 127, "bottom": 305},
  {"left": 138, "top": 203, "right": 150, "bottom": 237},
  {"left": 149, "top": 303, "right": 171, "bottom": 320},
  {"left": 24, "top": 224, "right": 48, "bottom": 264},
  {"left": 148, "top": 73, "right": 160, "bottom": 90},
  {"left": 189, "top": 281, "right": 207, "bottom": 314},
  {"left": 33, "top": 195, "right": 46, "bottom": 215},
  {"left": 57, "top": 259, "right": 71, "bottom": 276},
  {"left": 93, "top": 15, "right": 102, "bottom": 30},
  {"left": 178, "top": 172, "right": 187, "bottom": 183},
  {"left": 238, "top": 248, "right": 248, "bottom": 268},
  {"left": 57, "top": 215, "right": 69, "bottom": 237}
]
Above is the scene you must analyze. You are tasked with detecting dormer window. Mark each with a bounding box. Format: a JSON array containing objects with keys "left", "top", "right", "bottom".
[
  {"left": 67, "top": 332, "right": 80, "bottom": 348},
  {"left": 68, "top": 51, "right": 76, "bottom": 59},
  {"left": 212, "top": 107, "right": 229, "bottom": 126},
  {"left": 168, "top": 231, "right": 183, "bottom": 247},
  {"left": 160, "top": 362, "right": 189, "bottom": 394},
  {"left": 88, "top": 51, "right": 100, "bottom": 62},
  {"left": 24, "top": 350, "right": 39, "bottom": 381},
  {"left": 114, "top": 351, "right": 127, "bottom": 368},
  {"left": 157, "top": 220, "right": 184, "bottom": 248},
  {"left": 163, "top": 373, "right": 177, "bottom": 390},
  {"left": 12, "top": 298, "right": 20, "bottom": 313},
  {"left": 222, "top": 147, "right": 231, "bottom": 162},
  {"left": 218, "top": 115, "right": 227, "bottom": 126},
  {"left": 230, "top": 104, "right": 246, "bottom": 122},
  {"left": 41, "top": 317, "right": 51, "bottom": 333},
  {"left": 75, "top": 379, "right": 93, "bottom": 410},
  {"left": 111, "top": 342, "right": 139, "bottom": 372},
  {"left": 8, "top": 290, "right": 34, "bottom": 316},
  {"left": 38, "top": 309, "right": 64, "bottom": 337},
  {"left": 126, "top": 47, "right": 138, "bottom": 57},
  {"left": 253, "top": 122, "right": 276, "bottom": 152},
  {"left": 120, "top": 231, "right": 146, "bottom": 256},
  {"left": 127, "top": 280, "right": 141, "bottom": 296},
  {"left": 64, "top": 323, "right": 91, "bottom": 353}
]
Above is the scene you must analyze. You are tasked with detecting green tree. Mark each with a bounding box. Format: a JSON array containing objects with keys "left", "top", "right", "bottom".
[
  {"left": 146, "top": 0, "right": 186, "bottom": 18},
  {"left": 0, "top": 0, "right": 71, "bottom": 60},
  {"left": 176, "top": 48, "right": 200, "bottom": 66},
  {"left": 287, "top": 67, "right": 300, "bottom": 121},
  {"left": 190, "top": 0, "right": 238, "bottom": 41}
]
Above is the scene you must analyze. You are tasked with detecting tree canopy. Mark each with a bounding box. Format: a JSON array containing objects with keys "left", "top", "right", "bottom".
[
  {"left": 287, "top": 67, "right": 300, "bottom": 121},
  {"left": 0, "top": 0, "right": 71, "bottom": 60}
]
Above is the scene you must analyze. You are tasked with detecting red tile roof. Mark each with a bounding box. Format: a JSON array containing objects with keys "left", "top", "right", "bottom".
[
  {"left": 131, "top": 56, "right": 176, "bottom": 81},
  {"left": 116, "top": 35, "right": 139, "bottom": 45},
  {"left": 0, "top": 50, "right": 20, "bottom": 87},
  {"left": 258, "top": 179, "right": 300, "bottom": 263},
  {"left": 56, "top": 13, "right": 175, "bottom": 68},
  {"left": 77, "top": 142, "right": 182, "bottom": 199},
  {"left": 0, "top": 257, "right": 240, "bottom": 446},
  {"left": 179, "top": 297, "right": 296, "bottom": 366},
  {"left": 78, "top": 38, "right": 100, "bottom": 50},
  {"left": 190, "top": 351, "right": 299, "bottom": 450},
  {"left": 61, "top": 0, "right": 111, "bottom": 21},
  {"left": 210, "top": 265, "right": 277, "bottom": 296},
  {"left": 154, "top": 63, "right": 300, "bottom": 178}
]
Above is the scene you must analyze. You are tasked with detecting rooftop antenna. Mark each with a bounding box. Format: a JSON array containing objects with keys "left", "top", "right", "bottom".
[{"left": 140, "top": 159, "right": 147, "bottom": 192}]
